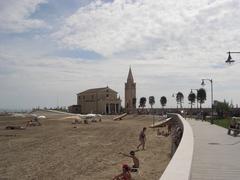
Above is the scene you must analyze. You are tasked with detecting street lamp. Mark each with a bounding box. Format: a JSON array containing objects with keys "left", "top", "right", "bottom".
[
  {"left": 201, "top": 79, "right": 214, "bottom": 124},
  {"left": 225, "top": 51, "right": 240, "bottom": 64}
]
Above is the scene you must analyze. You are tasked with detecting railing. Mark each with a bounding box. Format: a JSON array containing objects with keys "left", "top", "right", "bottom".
[{"left": 159, "top": 113, "right": 194, "bottom": 180}]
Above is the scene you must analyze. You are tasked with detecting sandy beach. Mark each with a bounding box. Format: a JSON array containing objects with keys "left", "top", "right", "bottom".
[{"left": 0, "top": 111, "right": 171, "bottom": 180}]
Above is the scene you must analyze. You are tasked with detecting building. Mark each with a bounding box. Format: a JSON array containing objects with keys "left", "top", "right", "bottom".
[
  {"left": 76, "top": 87, "right": 121, "bottom": 114},
  {"left": 125, "top": 67, "right": 136, "bottom": 113},
  {"left": 68, "top": 105, "right": 81, "bottom": 114}
]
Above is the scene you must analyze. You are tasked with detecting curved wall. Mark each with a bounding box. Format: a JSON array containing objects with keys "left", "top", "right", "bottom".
[{"left": 159, "top": 114, "right": 194, "bottom": 180}]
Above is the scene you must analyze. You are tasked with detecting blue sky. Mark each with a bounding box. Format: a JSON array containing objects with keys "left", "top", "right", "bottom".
[{"left": 1, "top": 0, "right": 240, "bottom": 110}]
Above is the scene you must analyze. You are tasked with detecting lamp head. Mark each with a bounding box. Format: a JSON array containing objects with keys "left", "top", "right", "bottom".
[
  {"left": 226, "top": 52, "right": 235, "bottom": 64},
  {"left": 201, "top": 80, "right": 205, "bottom": 86}
]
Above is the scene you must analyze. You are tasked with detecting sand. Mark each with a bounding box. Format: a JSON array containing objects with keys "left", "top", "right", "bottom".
[{"left": 0, "top": 112, "right": 171, "bottom": 180}]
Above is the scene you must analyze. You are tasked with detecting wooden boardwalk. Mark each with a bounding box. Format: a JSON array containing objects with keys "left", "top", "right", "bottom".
[{"left": 188, "top": 119, "right": 240, "bottom": 180}]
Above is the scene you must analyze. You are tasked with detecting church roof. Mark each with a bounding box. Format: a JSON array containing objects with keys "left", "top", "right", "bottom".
[
  {"left": 77, "top": 87, "right": 117, "bottom": 95},
  {"left": 127, "top": 67, "right": 134, "bottom": 82}
]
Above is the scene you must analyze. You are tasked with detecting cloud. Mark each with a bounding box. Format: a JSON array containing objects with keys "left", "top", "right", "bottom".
[
  {"left": 0, "top": 0, "right": 48, "bottom": 33},
  {"left": 1, "top": 0, "right": 240, "bottom": 109},
  {"left": 53, "top": 0, "right": 240, "bottom": 61}
]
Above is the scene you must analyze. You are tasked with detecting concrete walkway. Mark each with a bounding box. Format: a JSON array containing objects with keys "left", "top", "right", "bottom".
[{"left": 188, "top": 119, "right": 240, "bottom": 180}]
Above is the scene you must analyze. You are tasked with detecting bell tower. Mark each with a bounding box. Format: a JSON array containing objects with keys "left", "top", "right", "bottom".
[{"left": 125, "top": 67, "right": 136, "bottom": 113}]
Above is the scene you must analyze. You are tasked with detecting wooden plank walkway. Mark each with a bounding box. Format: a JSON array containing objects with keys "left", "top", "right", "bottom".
[{"left": 188, "top": 119, "right": 240, "bottom": 180}]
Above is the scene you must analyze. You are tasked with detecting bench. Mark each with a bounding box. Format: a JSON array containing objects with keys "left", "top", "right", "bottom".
[{"left": 228, "top": 128, "right": 240, "bottom": 137}]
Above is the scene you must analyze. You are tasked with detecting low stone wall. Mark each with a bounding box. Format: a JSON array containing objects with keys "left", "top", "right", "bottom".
[{"left": 159, "top": 114, "right": 194, "bottom": 180}]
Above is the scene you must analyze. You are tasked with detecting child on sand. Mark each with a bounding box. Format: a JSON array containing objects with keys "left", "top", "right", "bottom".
[
  {"left": 137, "top": 127, "right": 146, "bottom": 150},
  {"left": 167, "top": 123, "right": 172, "bottom": 133},
  {"left": 113, "top": 164, "right": 131, "bottom": 180},
  {"left": 119, "top": 151, "right": 139, "bottom": 172}
]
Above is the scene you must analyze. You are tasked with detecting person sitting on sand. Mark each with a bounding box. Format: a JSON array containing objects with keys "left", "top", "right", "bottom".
[
  {"left": 163, "top": 131, "right": 170, "bottom": 137},
  {"left": 230, "top": 118, "right": 237, "bottom": 129},
  {"left": 5, "top": 125, "right": 26, "bottom": 130},
  {"left": 119, "top": 151, "right": 139, "bottom": 172},
  {"left": 173, "top": 127, "right": 183, "bottom": 146},
  {"left": 113, "top": 164, "right": 131, "bottom": 180},
  {"left": 157, "top": 130, "right": 169, "bottom": 137},
  {"left": 26, "top": 116, "right": 41, "bottom": 127},
  {"left": 137, "top": 127, "right": 147, "bottom": 150},
  {"left": 167, "top": 123, "right": 172, "bottom": 133}
]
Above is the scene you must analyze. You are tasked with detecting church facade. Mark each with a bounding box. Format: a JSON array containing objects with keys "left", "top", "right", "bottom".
[
  {"left": 125, "top": 68, "right": 136, "bottom": 113},
  {"left": 76, "top": 87, "right": 121, "bottom": 114}
]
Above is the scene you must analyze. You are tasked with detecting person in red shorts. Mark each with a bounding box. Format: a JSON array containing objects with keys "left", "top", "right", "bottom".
[{"left": 113, "top": 164, "right": 131, "bottom": 180}]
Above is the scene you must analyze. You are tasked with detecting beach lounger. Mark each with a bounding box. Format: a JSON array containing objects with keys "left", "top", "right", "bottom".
[
  {"left": 149, "top": 118, "right": 172, "bottom": 128},
  {"left": 113, "top": 113, "right": 127, "bottom": 121}
]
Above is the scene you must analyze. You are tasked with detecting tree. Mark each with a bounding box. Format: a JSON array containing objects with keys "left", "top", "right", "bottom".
[
  {"left": 160, "top": 96, "right": 167, "bottom": 109},
  {"left": 176, "top": 92, "right": 184, "bottom": 108},
  {"left": 149, "top": 96, "right": 155, "bottom": 108},
  {"left": 215, "top": 100, "right": 230, "bottom": 118},
  {"left": 149, "top": 96, "right": 155, "bottom": 114},
  {"left": 197, "top": 88, "right": 206, "bottom": 109},
  {"left": 188, "top": 92, "right": 196, "bottom": 109},
  {"left": 149, "top": 96, "right": 155, "bottom": 125},
  {"left": 139, "top": 97, "right": 147, "bottom": 110}
]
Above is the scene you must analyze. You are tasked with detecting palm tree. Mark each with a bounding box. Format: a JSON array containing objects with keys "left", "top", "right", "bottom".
[
  {"left": 160, "top": 96, "right": 167, "bottom": 109},
  {"left": 160, "top": 96, "right": 167, "bottom": 115},
  {"left": 176, "top": 92, "right": 184, "bottom": 108},
  {"left": 149, "top": 96, "right": 155, "bottom": 114},
  {"left": 188, "top": 92, "right": 196, "bottom": 109},
  {"left": 197, "top": 88, "right": 206, "bottom": 110},
  {"left": 149, "top": 96, "right": 155, "bottom": 125},
  {"left": 188, "top": 92, "right": 196, "bottom": 117},
  {"left": 139, "top": 97, "right": 147, "bottom": 111}
]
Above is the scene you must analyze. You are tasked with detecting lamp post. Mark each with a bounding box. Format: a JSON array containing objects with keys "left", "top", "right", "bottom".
[
  {"left": 201, "top": 79, "right": 214, "bottom": 124},
  {"left": 225, "top": 51, "right": 240, "bottom": 64}
]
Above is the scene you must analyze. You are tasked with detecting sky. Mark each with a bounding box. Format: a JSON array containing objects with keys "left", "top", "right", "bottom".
[{"left": 1, "top": 0, "right": 240, "bottom": 110}]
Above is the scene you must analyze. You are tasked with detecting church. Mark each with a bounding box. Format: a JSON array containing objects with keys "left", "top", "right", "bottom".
[
  {"left": 68, "top": 67, "right": 136, "bottom": 114},
  {"left": 76, "top": 87, "right": 121, "bottom": 114},
  {"left": 125, "top": 67, "right": 136, "bottom": 113}
]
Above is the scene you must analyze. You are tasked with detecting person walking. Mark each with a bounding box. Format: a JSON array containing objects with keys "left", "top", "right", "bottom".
[{"left": 137, "top": 127, "right": 147, "bottom": 150}]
